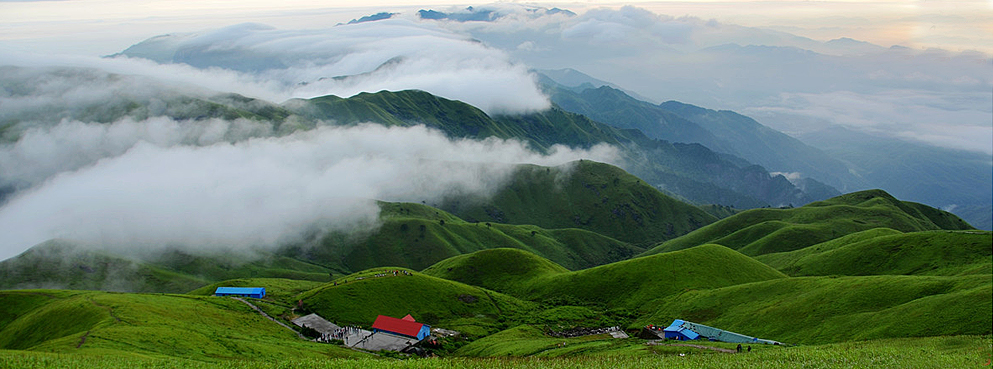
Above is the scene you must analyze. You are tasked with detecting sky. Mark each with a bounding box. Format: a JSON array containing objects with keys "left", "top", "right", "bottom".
[{"left": 2, "top": 1, "right": 992, "bottom": 55}]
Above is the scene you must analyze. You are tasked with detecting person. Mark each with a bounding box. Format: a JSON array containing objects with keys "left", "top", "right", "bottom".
[
  {"left": 736, "top": 344, "right": 742, "bottom": 353},
  {"left": 747, "top": 346, "right": 752, "bottom": 352}
]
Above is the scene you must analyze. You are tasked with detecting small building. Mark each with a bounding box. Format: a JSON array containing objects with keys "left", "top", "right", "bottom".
[
  {"left": 214, "top": 287, "right": 266, "bottom": 298},
  {"left": 662, "top": 319, "right": 783, "bottom": 345},
  {"left": 371, "top": 314, "right": 430, "bottom": 341},
  {"left": 663, "top": 319, "right": 700, "bottom": 341}
]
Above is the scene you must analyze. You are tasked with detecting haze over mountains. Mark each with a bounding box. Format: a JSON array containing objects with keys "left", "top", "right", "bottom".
[{"left": 1, "top": 4, "right": 990, "bottom": 263}]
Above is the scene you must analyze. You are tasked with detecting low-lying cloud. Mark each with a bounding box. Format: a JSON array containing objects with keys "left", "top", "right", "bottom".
[
  {"left": 102, "top": 19, "right": 550, "bottom": 115},
  {"left": 0, "top": 121, "right": 618, "bottom": 261}
]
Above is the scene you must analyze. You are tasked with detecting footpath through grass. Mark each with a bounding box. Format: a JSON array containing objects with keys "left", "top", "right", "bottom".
[{"left": 0, "top": 335, "right": 989, "bottom": 368}]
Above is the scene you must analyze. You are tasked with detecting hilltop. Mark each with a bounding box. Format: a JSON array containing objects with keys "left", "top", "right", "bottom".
[
  {"left": 636, "top": 274, "right": 991, "bottom": 344},
  {"left": 0, "top": 289, "right": 361, "bottom": 360},
  {"left": 440, "top": 160, "right": 717, "bottom": 246},
  {"left": 643, "top": 189, "right": 974, "bottom": 257},
  {"left": 756, "top": 230, "right": 992, "bottom": 276},
  {"left": 424, "top": 244, "right": 787, "bottom": 309},
  {"left": 297, "top": 268, "right": 535, "bottom": 336}
]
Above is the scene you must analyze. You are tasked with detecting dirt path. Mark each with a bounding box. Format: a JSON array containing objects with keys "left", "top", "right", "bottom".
[
  {"left": 647, "top": 341, "right": 738, "bottom": 353},
  {"left": 231, "top": 297, "right": 305, "bottom": 339},
  {"left": 76, "top": 331, "right": 89, "bottom": 348}
]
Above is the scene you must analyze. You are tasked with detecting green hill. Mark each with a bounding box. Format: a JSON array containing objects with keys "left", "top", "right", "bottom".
[
  {"left": 300, "top": 201, "right": 641, "bottom": 272},
  {"left": 0, "top": 289, "right": 360, "bottom": 360},
  {"left": 297, "top": 268, "right": 535, "bottom": 336},
  {"left": 424, "top": 244, "right": 786, "bottom": 310},
  {"left": 522, "top": 244, "right": 787, "bottom": 309},
  {"left": 799, "top": 125, "right": 992, "bottom": 230},
  {"left": 0, "top": 240, "right": 208, "bottom": 293},
  {"left": 635, "top": 274, "right": 992, "bottom": 344},
  {"left": 643, "top": 189, "right": 974, "bottom": 257},
  {"left": 288, "top": 89, "right": 828, "bottom": 209},
  {"left": 440, "top": 160, "right": 717, "bottom": 246},
  {"left": 188, "top": 278, "right": 325, "bottom": 303},
  {"left": 0, "top": 240, "right": 332, "bottom": 293},
  {"left": 421, "top": 248, "right": 569, "bottom": 295},
  {"left": 757, "top": 230, "right": 992, "bottom": 276}
]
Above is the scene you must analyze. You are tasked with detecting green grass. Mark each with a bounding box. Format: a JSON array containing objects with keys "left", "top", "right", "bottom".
[
  {"left": 524, "top": 244, "right": 786, "bottom": 309},
  {"left": 424, "top": 244, "right": 785, "bottom": 309},
  {"left": 310, "top": 201, "right": 641, "bottom": 272},
  {"left": 757, "top": 230, "right": 992, "bottom": 276},
  {"left": 297, "top": 267, "right": 536, "bottom": 336},
  {"left": 0, "top": 290, "right": 362, "bottom": 361},
  {"left": 421, "top": 248, "right": 568, "bottom": 296},
  {"left": 2, "top": 335, "right": 986, "bottom": 368},
  {"left": 440, "top": 161, "right": 717, "bottom": 246},
  {"left": 635, "top": 274, "right": 992, "bottom": 344},
  {"left": 187, "top": 278, "right": 325, "bottom": 304},
  {"left": 643, "top": 189, "right": 974, "bottom": 257}
]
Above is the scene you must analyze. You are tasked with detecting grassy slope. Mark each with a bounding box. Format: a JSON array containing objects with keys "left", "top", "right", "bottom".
[
  {"left": 455, "top": 331, "right": 988, "bottom": 367},
  {"left": 757, "top": 230, "right": 992, "bottom": 277},
  {"left": 423, "top": 245, "right": 786, "bottom": 310},
  {"left": 636, "top": 274, "right": 992, "bottom": 344},
  {"left": 0, "top": 240, "right": 332, "bottom": 293},
  {"left": 644, "top": 189, "right": 974, "bottom": 257},
  {"left": 297, "top": 268, "right": 536, "bottom": 336},
  {"left": 0, "top": 240, "right": 209, "bottom": 293},
  {"left": 187, "top": 278, "right": 325, "bottom": 304},
  {"left": 308, "top": 201, "right": 641, "bottom": 272},
  {"left": 292, "top": 90, "right": 820, "bottom": 209},
  {"left": 1, "top": 335, "right": 988, "bottom": 368},
  {"left": 441, "top": 160, "right": 717, "bottom": 247},
  {"left": 422, "top": 248, "right": 568, "bottom": 296},
  {"left": 523, "top": 245, "right": 786, "bottom": 309},
  {"left": 0, "top": 290, "right": 362, "bottom": 360}
]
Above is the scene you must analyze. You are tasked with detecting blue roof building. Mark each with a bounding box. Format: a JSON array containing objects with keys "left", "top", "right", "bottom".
[
  {"left": 214, "top": 287, "right": 266, "bottom": 298},
  {"left": 662, "top": 319, "right": 784, "bottom": 345},
  {"left": 663, "top": 319, "right": 700, "bottom": 341}
]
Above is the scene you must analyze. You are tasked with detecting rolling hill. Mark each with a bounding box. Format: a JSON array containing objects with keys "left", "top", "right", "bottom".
[
  {"left": 635, "top": 274, "right": 991, "bottom": 344},
  {"left": 440, "top": 160, "right": 717, "bottom": 246},
  {"left": 756, "top": 230, "right": 992, "bottom": 277},
  {"left": 424, "top": 244, "right": 787, "bottom": 309},
  {"left": 799, "top": 125, "right": 992, "bottom": 231},
  {"left": 642, "top": 189, "right": 974, "bottom": 257},
  {"left": 0, "top": 289, "right": 360, "bottom": 360},
  {"left": 297, "top": 268, "right": 535, "bottom": 336}
]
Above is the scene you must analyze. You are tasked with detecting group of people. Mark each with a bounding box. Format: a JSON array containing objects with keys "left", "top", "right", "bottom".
[
  {"left": 315, "top": 326, "right": 362, "bottom": 344},
  {"left": 333, "top": 270, "right": 413, "bottom": 286}
]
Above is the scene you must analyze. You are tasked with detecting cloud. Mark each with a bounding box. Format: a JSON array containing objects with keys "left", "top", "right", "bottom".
[
  {"left": 0, "top": 121, "right": 618, "bottom": 261},
  {"left": 94, "top": 18, "right": 550, "bottom": 115},
  {"left": 429, "top": 6, "right": 991, "bottom": 154},
  {"left": 745, "top": 89, "right": 993, "bottom": 154}
]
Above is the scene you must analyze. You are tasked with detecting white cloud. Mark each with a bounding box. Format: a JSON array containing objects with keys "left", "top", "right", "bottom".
[{"left": 0, "top": 122, "right": 618, "bottom": 260}]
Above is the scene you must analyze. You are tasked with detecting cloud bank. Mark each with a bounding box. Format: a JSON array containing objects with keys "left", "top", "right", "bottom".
[
  {"left": 104, "top": 19, "right": 550, "bottom": 115},
  {"left": 434, "top": 5, "right": 992, "bottom": 155},
  {"left": 0, "top": 121, "right": 618, "bottom": 261}
]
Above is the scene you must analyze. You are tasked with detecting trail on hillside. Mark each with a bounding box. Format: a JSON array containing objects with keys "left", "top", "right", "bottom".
[{"left": 231, "top": 297, "right": 305, "bottom": 339}]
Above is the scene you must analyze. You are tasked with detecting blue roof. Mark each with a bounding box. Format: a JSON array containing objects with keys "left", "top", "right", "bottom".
[
  {"left": 663, "top": 319, "right": 700, "bottom": 340},
  {"left": 215, "top": 287, "right": 265, "bottom": 295}
]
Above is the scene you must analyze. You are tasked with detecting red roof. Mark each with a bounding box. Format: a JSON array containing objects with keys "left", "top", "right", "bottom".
[
  {"left": 402, "top": 314, "right": 416, "bottom": 322},
  {"left": 371, "top": 315, "right": 424, "bottom": 338}
]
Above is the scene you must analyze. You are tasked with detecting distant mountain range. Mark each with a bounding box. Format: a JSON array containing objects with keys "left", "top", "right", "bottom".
[{"left": 536, "top": 68, "right": 991, "bottom": 230}]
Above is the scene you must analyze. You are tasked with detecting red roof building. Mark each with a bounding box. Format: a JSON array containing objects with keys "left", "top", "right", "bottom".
[{"left": 371, "top": 315, "right": 431, "bottom": 340}]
